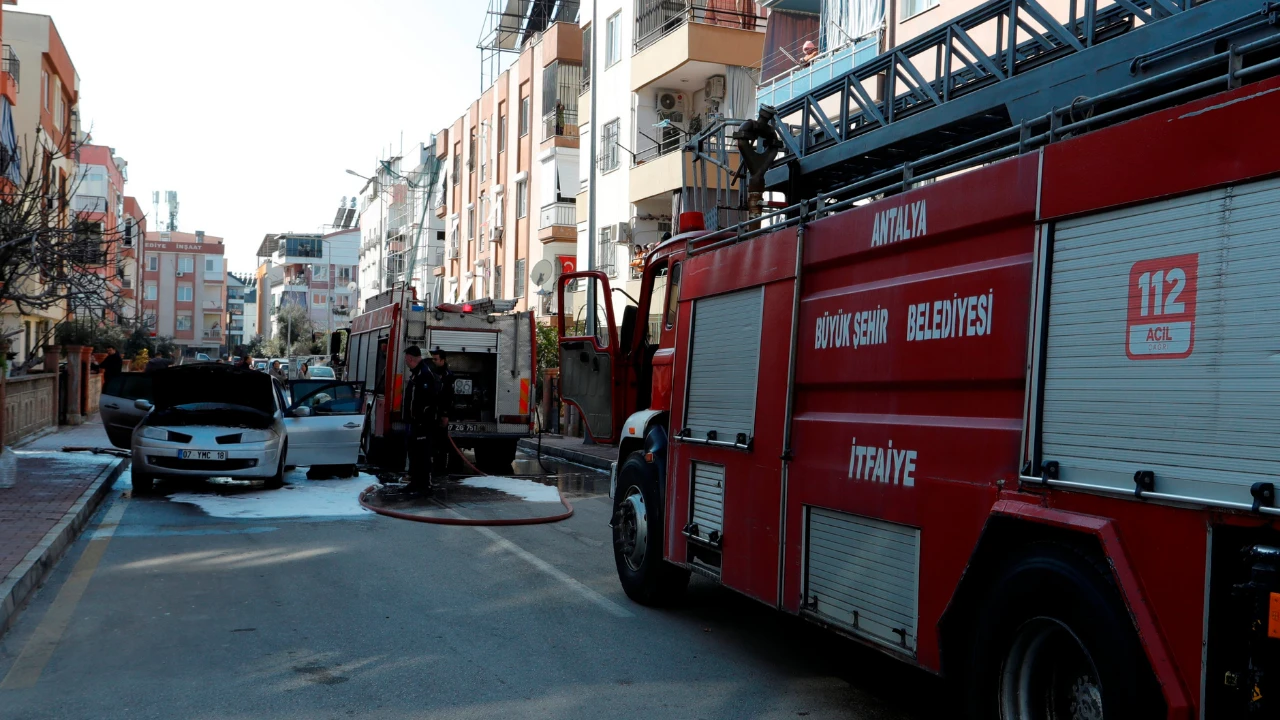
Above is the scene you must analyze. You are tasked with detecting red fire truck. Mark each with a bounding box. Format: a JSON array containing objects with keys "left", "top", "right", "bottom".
[
  {"left": 558, "top": 0, "right": 1280, "bottom": 716},
  {"left": 344, "top": 289, "right": 535, "bottom": 473}
]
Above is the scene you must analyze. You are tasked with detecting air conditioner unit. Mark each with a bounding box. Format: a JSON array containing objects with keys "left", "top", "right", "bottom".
[
  {"left": 447, "top": 246, "right": 459, "bottom": 259},
  {"left": 656, "top": 90, "right": 687, "bottom": 124},
  {"left": 176, "top": 271, "right": 185, "bottom": 277},
  {"left": 490, "top": 226, "right": 504, "bottom": 243},
  {"left": 614, "top": 221, "right": 632, "bottom": 244},
  {"left": 705, "top": 75, "right": 726, "bottom": 101}
]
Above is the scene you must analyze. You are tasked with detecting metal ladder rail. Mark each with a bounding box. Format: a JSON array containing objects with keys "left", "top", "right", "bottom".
[
  {"left": 766, "top": 0, "right": 1177, "bottom": 165},
  {"left": 686, "top": 17, "right": 1280, "bottom": 257}
]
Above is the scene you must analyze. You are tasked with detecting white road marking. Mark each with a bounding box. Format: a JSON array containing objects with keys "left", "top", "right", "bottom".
[{"left": 473, "top": 526, "right": 633, "bottom": 619}]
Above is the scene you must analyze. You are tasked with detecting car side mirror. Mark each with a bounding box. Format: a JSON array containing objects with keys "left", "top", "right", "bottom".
[
  {"left": 290, "top": 406, "right": 312, "bottom": 418},
  {"left": 134, "top": 399, "right": 153, "bottom": 411}
]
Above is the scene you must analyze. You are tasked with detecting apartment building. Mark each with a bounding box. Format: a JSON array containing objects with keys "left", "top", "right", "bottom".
[
  {"left": 70, "top": 143, "right": 127, "bottom": 321},
  {"left": 225, "top": 272, "right": 249, "bottom": 353},
  {"left": 435, "top": 13, "right": 582, "bottom": 317},
  {"left": 355, "top": 145, "right": 444, "bottom": 311},
  {"left": 140, "top": 230, "right": 228, "bottom": 357},
  {"left": 1, "top": 9, "right": 79, "bottom": 359},
  {"left": 242, "top": 284, "right": 258, "bottom": 340},
  {"left": 256, "top": 229, "right": 360, "bottom": 339},
  {"left": 574, "top": 1, "right": 764, "bottom": 308},
  {"left": 120, "top": 195, "right": 147, "bottom": 323}
]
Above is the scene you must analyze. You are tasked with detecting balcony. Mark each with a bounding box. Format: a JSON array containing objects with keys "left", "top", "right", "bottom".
[
  {"left": 758, "top": 34, "right": 880, "bottom": 109},
  {"left": 631, "top": 0, "right": 765, "bottom": 92},
  {"left": 543, "top": 107, "right": 580, "bottom": 142},
  {"left": 3, "top": 45, "right": 19, "bottom": 96},
  {"left": 71, "top": 195, "right": 108, "bottom": 214},
  {"left": 202, "top": 300, "right": 223, "bottom": 313},
  {"left": 538, "top": 202, "right": 577, "bottom": 243},
  {"left": 203, "top": 328, "right": 223, "bottom": 340}
]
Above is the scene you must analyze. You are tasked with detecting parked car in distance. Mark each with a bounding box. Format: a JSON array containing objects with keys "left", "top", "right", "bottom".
[
  {"left": 99, "top": 365, "right": 366, "bottom": 493},
  {"left": 307, "top": 366, "right": 335, "bottom": 380},
  {"left": 195, "top": 353, "right": 212, "bottom": 362}
]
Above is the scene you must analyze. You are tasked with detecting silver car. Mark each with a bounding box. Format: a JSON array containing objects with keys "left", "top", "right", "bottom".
[{"left": 101, "top": 365, "right": 366, "bottom": 493}]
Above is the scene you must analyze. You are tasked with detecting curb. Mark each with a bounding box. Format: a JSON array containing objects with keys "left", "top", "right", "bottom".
[
  {"left": 518, "top": 438, "right": 613, "bottom": 471},
  {"left": 0, "top": 456, "right": 129, "bottom": 636}
]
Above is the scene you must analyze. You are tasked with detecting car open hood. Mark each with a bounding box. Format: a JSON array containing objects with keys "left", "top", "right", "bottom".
[{"left": 151, "top": 365, "right": 275, "bottom": 415}]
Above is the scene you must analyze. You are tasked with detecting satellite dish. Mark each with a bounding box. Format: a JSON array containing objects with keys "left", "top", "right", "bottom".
[
  {"left": 530, "top": 259, "right": 556, "bottom": 290},
  {"left": 347, "top": 282, "right": 358, "bottom": 294}
]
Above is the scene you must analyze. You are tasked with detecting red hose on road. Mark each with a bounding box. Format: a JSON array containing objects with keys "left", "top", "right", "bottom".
[{"left": 357, "top": 430, "right": 575, "bottom": 526}]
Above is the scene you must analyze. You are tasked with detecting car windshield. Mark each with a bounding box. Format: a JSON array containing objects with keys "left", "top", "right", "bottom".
[{"left": 308, "top": 367, "right": 334, "bottom": 378}]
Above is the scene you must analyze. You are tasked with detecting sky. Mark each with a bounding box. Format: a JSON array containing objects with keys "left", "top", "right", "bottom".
[{"left": 14, "top": 0, "right": 499, "bottom": 273}]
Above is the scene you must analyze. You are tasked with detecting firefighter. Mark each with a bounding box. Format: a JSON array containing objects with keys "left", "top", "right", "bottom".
[
  {"left": 401, "top": 345, "right": 440, "bottom": 494},
  {"left": 427, "top": 347, "right": 456, "bottom": 475}
]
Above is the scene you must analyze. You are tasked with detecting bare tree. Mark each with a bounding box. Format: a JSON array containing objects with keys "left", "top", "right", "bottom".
[{"left": 0, "top": 128, "right": 135, "bottom": 339}]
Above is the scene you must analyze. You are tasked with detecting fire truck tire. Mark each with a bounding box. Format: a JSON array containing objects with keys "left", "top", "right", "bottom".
[
  {"left": 964, "top": 542, "right": 1160, "bottom": 720},
  {"left": 612, "top": 451, "right": 689, "bottom": 606}
]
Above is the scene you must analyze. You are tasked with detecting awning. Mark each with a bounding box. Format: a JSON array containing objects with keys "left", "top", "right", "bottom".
[
  {"left": 555, "top": 154, "right": 577, "bottom": 199},
  {"left": 1, "top": 99, "right": 20, "bottom": 184}
]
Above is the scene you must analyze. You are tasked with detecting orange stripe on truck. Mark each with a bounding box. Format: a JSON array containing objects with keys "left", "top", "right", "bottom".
[{"left": 519, "top": 378, "right": 529, "bottom": 414}]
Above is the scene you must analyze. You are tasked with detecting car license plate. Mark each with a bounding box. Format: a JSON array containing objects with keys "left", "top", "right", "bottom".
[
  {"left": 449, "top": 423, "right": 483, "bottom": 433},
  {"left": 180, "top": 450, "right": 226, "bottom": 461}
]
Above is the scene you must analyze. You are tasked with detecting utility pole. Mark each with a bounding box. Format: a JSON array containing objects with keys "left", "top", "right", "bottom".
[{"left": 586, "top": 0, "right": 599, "bottom": 336}]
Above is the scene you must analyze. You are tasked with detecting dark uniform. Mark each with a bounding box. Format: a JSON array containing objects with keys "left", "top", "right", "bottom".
[
  {"left": 427, "top": 361, "right": 456, "bottom": 475},
  {"left": 403, "top": 360, "right": 444, "bottom": 486}
]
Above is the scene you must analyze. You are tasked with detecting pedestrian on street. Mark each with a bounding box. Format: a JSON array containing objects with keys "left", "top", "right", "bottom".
[
  {"left": 298, "top": 361, "right": 310, "bottom": 379},
  {"left": 401, "top": 345, "right": 445, "bottom": 494},
  {"left": 270, "top": 360, "right": 287, "bottom": 383},
  {"left": 145, "top": 350, "right": 174, "bottom": 373},
  {"left": 236, "top": 356, "right": 253, "bottom": 370},
  {"left": 98, "top": 345, "right": 123, "bottom": 384},
  {"left": 427, "top": 347, "right": 456, "bottom": 476}
]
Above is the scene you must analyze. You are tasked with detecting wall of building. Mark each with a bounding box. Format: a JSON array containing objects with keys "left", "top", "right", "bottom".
[{"left": 141, "top": 231, "right": 227, "bottom": 355}]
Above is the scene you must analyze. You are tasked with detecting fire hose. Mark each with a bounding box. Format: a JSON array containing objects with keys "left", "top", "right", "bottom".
[{"left": 357, "top": 417, "right": 574, "bottom": 526}]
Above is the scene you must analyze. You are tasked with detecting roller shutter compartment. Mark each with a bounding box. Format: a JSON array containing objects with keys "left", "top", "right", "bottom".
[
  {"left": 683, "top": 288, "right": 763, "bottom": 446},
  {"left": 1042, "top": 176, "right": 1280, "bottom": 509}
]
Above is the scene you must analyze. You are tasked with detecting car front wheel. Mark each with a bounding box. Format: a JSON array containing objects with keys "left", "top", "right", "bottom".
[{"left": 264, "top": 444, "right": 286, "bottom": 489}]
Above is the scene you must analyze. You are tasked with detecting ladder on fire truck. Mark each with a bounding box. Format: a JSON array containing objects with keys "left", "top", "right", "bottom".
[{"left": 683, "top": 0, "right": 1280, "bottom": 251}]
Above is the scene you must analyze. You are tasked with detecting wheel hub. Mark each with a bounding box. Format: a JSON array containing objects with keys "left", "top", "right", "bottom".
[
  {"left": 999, "top": 617, "right": 1105, "bottom": 720},
  {"left": 614, "top": 487, "right": 648, "bottom": 572}
]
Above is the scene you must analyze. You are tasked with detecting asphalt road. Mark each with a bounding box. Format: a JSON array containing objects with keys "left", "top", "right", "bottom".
[{"left": 0, "top": 452, "right": 946, "bottom": 720}]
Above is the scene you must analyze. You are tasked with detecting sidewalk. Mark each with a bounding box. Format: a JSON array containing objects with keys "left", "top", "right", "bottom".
[
  {"left": 518, "top": 434, "right": 615, "bottom": 471},
  {"left": 0, "top": 415, "right": 128, "bottom": 634}
]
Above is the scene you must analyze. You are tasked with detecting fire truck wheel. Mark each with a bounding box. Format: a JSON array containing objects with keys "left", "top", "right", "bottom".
[
  {"left": 965, "top": 542, "right": 1160, "bottom": 720},
  {"left": 612, "top": 452, "right": 689, "bottom": 606}
]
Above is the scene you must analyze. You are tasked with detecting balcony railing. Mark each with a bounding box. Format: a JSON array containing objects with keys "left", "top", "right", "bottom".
[
  {"left": 202, "top": 300, "right": 223, "bottom": 312},
  {"left": 543, "top": 108, "right": 579, "bottom": 139},
  {"left": 3, "top": 45, "right": 19, "bottom": 92},
  {"left": 71, "top": 195, "right": 108, "bottom": 214},
  {"left": 203, "top": 328, "right": 223, "bottom": 340},
  {"left": 539, "top": 202, "right": 576, "bottom": 230},
  {"left": 634, "top": 0, "right": 764, "bottom": 54}
]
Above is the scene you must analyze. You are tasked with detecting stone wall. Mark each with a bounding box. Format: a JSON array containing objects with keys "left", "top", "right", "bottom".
[
  {"left": 5, "top": 374, "right": 56, "bottom": 445},
  {"left": 86, "top": 372, "right": 101, "bottom": 415}
]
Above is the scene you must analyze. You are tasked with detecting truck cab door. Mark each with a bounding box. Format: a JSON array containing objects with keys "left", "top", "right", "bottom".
[{"left": 558, "top": 271, "right": 623, "bottom": 443}]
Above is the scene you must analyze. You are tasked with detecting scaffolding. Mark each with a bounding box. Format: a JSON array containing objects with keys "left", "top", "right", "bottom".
[{"left": 477, "top": 0, "right": 581, "bottom": 90}]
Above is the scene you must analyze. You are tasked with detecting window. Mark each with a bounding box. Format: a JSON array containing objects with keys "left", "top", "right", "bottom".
[
  {"left": 314, "top": 264, "right": 329, "bottom": 282},
  {"left": 178, "top": 257, "right": 194, "bottom": 273},
  {"left": 42, "top": 71, "right": 49, "bottom": 111},
  {"left": 313, "top": 293, "right": 326, "bottom": 305},
  {"left": 519, "top": 95, "right": 531, "bottom": 137},
  {"left": 515, "top": 258, "right": 526, "bottom": 298},
  {"left": 606, "top": 12, "right": 620, "bottom": 67},
  {"left": 147, "top": 255, "right": 158, "bottom": 272},
  {"left": 516, "top": 179, "right": 528, "bottom": 218},
  {"left": 480, "top": 124, "right": 488, "bottom": 182},
  {"left": 468, "top": 207, "right": 476, "bottom": 241},
  {"left": 601, "top": 119, "right": 620, "bottom": 172},
  {"left": 204, "top": 257, "right": 217, "bottom": 273},
  {"left": 901, "top": 0, "right": 939, "bottom": 20},
  {"left": 494, "top": 265, "right": 503, "bottom": 299},
  {"left": 469, "top": 128, "right": 477, "bottom": 173},
  {"left": 598, "top": 226, "right": 615, "bottom": 277},
  {"left": 53, "top": 77, "right": 63, "bottom": 131},
  {"left": 145, "top": 284, "right": 157, "bottom": 301},
  {"left": 498, "top": 109, "right": 507, "bottom": 153},
  {"left": 666, "top": 262, "right": 682, "bottom": 329},
  {"left": 177, "top": 286, "right": 193, "bottom": 302},
  {"left": 176, "top": 315, "right": 192, "bottom": 331},
  {"left": 452, "top": 147, "right": 461, "bottom": 184},
  {"left": 338, "top": 266, "right": 352, "bottom": 284},
  {"left": 581, "top": 25, "right": 592, "bottom": 91}
]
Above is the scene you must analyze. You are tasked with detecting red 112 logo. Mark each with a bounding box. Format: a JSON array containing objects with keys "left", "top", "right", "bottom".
[{"left": 1126, "top": 253, "right": 1198, "bottom": 360}]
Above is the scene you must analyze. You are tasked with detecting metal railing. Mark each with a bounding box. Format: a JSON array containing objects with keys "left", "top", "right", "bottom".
[
  {"left": 3, "top": 45, "right": 19, "bottom": 91},
  {"left": 543, "top": 108, "right": 579, "bottom": 139},
  {"left": 634, "top": 0, "right": 764, "bottom": 54},
  {"left": 202, "top": 300, "right": 223, "bottom": 311},
  {"left": 203, "top": 329, "right": 222, "bottom": 339},
  {"left": 539, "top": 201, "right": 577, "bottom": 229},
  {"left": 71, "top": 195, "right": 107, "bottom": 214}
]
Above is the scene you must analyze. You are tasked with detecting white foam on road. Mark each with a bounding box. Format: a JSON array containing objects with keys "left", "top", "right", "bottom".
[
  {"left": 460, "top": 476, "right": 561, "bottom": 503},
  {"left": 166, "top": 470, "right": 374, "bottom": 519}
]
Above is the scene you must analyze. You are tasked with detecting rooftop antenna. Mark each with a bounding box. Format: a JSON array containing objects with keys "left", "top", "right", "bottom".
[{"left": 165, "top": 190, "right": 179, "bottom": 231}]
